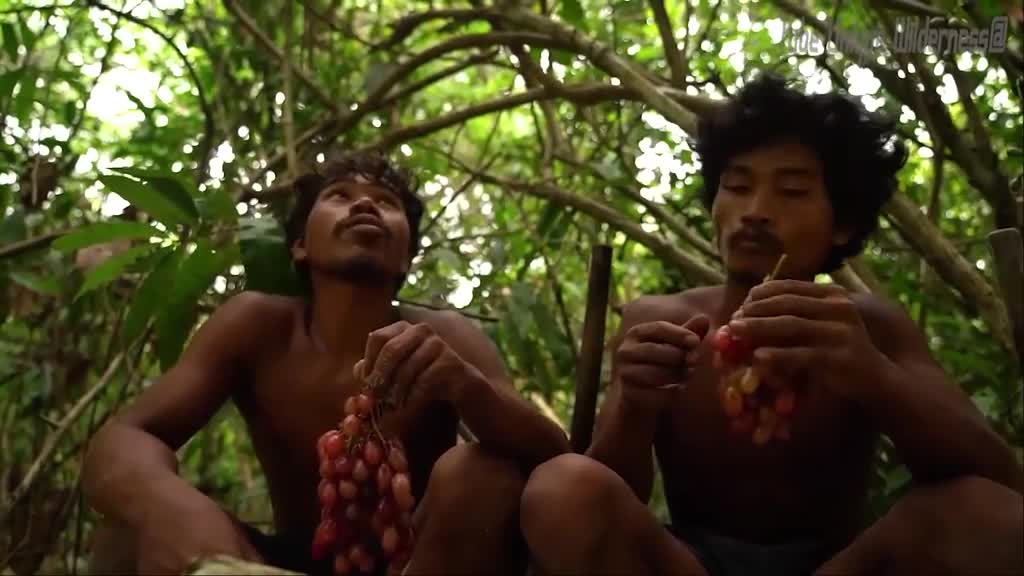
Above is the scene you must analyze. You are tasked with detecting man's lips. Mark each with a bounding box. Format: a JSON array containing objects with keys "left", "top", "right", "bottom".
[
  {"left": 729, "top": 231, "right": 782, "bottom": 252},
  {"left": 335, "top": 214, "right": 387, "bottom": 235}
]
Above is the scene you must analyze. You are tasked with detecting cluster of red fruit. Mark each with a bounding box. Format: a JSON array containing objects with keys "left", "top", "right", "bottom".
[
  {"left": 712, "top": 253, "right": 795, "bottom": 444},
  {"left": 712, "top": 325, "right": 796, "bottom": 444},
  {"left": 313, "top": 391, "right": 415, "bottom": 575}
]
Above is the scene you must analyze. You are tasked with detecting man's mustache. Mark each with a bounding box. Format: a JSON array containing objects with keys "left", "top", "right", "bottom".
[{"left": 729, "top": 228, "right": 782, "bottom": 251}]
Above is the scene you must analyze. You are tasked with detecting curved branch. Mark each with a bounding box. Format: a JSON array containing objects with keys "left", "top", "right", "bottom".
[
  {"left": 85, "top": 0, "right": 216, "bottom": 184},
  {"left": 493, "top": 8, "right": 700, "bottom": 135},
  {"left": 885, "top": 193, "right": 1013, "bottom": 352},
  {"left": 222, "top": 0, "right": 339, "bottom": 112},
  {"left": 648, "top": 0, "right": 686, "bottom": 84}
]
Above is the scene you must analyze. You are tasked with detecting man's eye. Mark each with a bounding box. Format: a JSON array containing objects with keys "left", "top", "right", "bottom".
[
  {"left": 722, "top": 184, "right": 750, "bottom": 194},
  {"left": 780, "top": 188, "right": 808, "bottom": 197}
]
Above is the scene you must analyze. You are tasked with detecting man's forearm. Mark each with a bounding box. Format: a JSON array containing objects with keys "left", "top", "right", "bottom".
[
  {"left": 83, "top": 423, "right": 207, "bottom": 527},
  {"left": 453, "top": 374, "right": 570, "bottom": 470},
  {"left": 587, "top": 390, "right": 661, "bottom": 502},
  {"left": 864, "top": 360, "right": 1024, "bottom": 492}
]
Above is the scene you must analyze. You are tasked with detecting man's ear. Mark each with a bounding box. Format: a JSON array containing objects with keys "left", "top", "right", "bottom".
[{"left": 291, "top": 238, "right": 307, "bottom": 262}]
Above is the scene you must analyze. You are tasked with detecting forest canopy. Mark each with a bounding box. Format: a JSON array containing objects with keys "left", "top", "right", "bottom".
[{"left": 0, "top": 0, "right": 1021, "bottom": 573}]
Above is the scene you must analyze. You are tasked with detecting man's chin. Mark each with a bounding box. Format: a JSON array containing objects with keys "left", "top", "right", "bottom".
[{"left": 312, "top": 257, "right": 403, "bottom": 287}]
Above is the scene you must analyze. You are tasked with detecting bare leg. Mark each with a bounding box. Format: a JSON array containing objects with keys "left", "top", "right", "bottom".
[
  {"left": 520, "top": 454, "right": 707, "bottom": 576},
  {"left": 403, "top": 443, "right": 527, "bottom": 575},
  {"left": 87, "top": 511, "right": 260, "bottom": 575},
  {"left": 816, "top": 476, "right": 1024, "bottom": 576}
]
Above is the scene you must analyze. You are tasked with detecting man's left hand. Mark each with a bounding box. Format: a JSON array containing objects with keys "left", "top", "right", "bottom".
[
  {"left": 355, "top": 321, "right": 482, "bottom": 412},
  {"left": 727, "top": 280, "right": 890, "bottom": 402}
]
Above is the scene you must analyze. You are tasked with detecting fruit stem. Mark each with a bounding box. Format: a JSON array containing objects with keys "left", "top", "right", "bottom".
[{"left": 766, "top": 253, "right": 788, "bottom": 282}]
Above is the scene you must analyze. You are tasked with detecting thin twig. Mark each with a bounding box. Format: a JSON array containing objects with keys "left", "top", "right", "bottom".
[{"left": 2, "top": 352, "right": 125, "bottom": 519}]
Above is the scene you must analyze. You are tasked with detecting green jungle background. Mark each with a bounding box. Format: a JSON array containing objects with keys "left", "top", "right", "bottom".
[{"left": 0, "top": 0, "right": 1021, "bottom": 573}]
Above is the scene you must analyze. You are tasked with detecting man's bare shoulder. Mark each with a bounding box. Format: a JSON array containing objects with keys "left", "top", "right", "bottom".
[
  {"left": 400, "top": 305, "right": 483, "bottom": 341},
  {"left": 621, "top": 286, "right": 723, "bottom": 327},
  {"left": 849, "top": 291, "right": 925, "bottom": 356},
  {"left": 207, "top": 290, "right": 300, "bottom": 347}
]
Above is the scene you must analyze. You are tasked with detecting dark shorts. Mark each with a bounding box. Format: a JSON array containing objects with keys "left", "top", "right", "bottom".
[
  {"left": 242, "top": 524, "right": 389, "bottom": 576},
  {"left": 667, "top": 524, "right": 832, "bottom": 576}
]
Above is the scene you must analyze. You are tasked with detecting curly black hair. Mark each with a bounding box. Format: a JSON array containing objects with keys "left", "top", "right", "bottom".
[
  {"left": 284, "top": 151, "right": 424, "bottom": 295},
  {"left": 694, "top": 73, "right": 908, "bottom": 273}
]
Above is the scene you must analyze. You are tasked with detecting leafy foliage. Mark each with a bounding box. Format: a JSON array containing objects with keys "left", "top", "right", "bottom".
[{"left": 0, "top": 0, "right": 1020, "bottom": 573}]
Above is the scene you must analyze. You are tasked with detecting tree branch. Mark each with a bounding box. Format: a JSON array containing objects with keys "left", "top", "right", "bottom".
[
  {"left": 885, "top": 193, "right": 1013, "bottom": 351},
  {"left": 495, "top": 8, "right": 700, "bottom": 135},
  {"left": 85, "top": 0, "right": 216, "bottom": 184},
  {"left": 648, "top": 0, "right": 686, "bottom": 85},
  {"left": 222, "top": 0, "right": 339, "bottom": 113}
]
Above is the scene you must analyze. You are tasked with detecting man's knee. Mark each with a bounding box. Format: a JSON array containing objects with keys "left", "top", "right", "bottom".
[
  {"left": 895, "top": 475, "right": 1022, "bottom": 528},
  {"left": 426, "top": 443, "right": 525, "bottom": 512},
  {"left": 88, "top": 518, "right": 138, "bottom": 575},
  {"left": 520, "top": 454, "right": 623, "bottom": 533}
]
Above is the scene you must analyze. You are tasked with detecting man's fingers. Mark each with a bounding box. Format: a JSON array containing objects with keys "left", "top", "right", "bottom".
[
  {"left": 751, "top": 346, "right": 816, "bottom": 381},
  {"left": 728, "top": 316, "right": 843, "bottom": 347},
  {"left": 629, "top": 321, "right": 702, "bottom": 350},
  {"left": 367, "top": 324, "right": 429, "bottom": 389},
  {"left": 683, "top": 314, "right": 711, "bottom": 339},
  {"left": 748, "top": 279, "right": 845, "bottom": 302},
  {"left": 618, "top": 342, "right": 687, "bottom": 366},
  {"left": 363, "top": 321, "right": 411, "bottom": 380},
  {"left": 390, "top": 336, "right": 444, "bottom": 405},
  {"left": 619, "top": 364, "right": 681, "bottom": 389},
  {"left": 740, "top": 294, "right": 837, "bottom": 320}
]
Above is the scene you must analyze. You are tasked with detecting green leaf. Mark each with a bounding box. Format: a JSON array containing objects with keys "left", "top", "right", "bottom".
[
  {"left": 63, "top": 101, "right": 76, "bottom": 126},
  {"left": 75, "top": 244, "right": 153, "bottom": 299},
  {"left": 52, "top": 221, "right": 165, "bottom": 253},
  {"left": 99, "top": 174, "right": 195, "bottom": 228},
  {"left": 1, "top": 23, "right": 18, "bottom": 62},
  {"left": 199, "top": 186, "right": 238, "bottom": 225},
  {"left": 108, "top": 167, "right": 200, "bottom": 221},
  {"left": 558, "top": 0, "right": 587, "bottom": 31},
  {"left": 154, "top": 242, "right": 237, "bottom": 370},
  {"left": 0, "top": 209, "right": 26, "bottom": 245},
  {"left": 122, "top": 247, "right": 181, "bottom": 346},
  {"left": 0, "top": 69, "right": 23, "bottom": 105},
  {"left": 9, "top": 271, "right": 60, "bottom": 297},
  {"left": 240, "top": 237, "right": 301, "bottom": 296},
  {"left": 12, "top": 70, "right": 36, "bottom": 118}
]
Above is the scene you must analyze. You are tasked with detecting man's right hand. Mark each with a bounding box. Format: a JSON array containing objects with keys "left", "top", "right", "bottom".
[
  {"left": 615, "top": 314, "right": 710, "bottom": 401},
  {"left": 135, "top": 493, "right": 263, "bottom": 575}
]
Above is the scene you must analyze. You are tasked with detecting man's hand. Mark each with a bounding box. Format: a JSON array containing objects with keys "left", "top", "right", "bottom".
[
  {"left": 356, "top": 321, "right": 483, "bottom": 415},
  {"left": 729, "top": 280, "right": 888, "bottom": 402},
  {"left": 615, "top": 314, "right": 710, "bottom": 399},
  {"left": 135, "top": 494, "right": 263, "bottom": 575}
]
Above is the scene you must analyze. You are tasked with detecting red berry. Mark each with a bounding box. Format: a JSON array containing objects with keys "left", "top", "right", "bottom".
[
  {"left": 317, "top": 433, "right": 331, "bottom": 460},
  {"left": 356, "top": 394, "right": 374, "bottom": 418},
  {"left": 319, "top": 459, "right": 336, "bottom": 481},
  {"left": 388, "top": 446, "right": 409, "bottom": 474},
  {"left": 376, "top": 463, "right": 393, "bottom": 494},
  {"left": 722, "top": 386, "right": 743, "bottom": 417},
  {"left": 714, "top": 326, "right": 751, "bottom": 364},
  {"left": 341, "top": 415, "right": 361, "bottom": 438},
  {"left": 347, "top": 544, "right": 366, "bottom": 566},
  {"left": 333, "top": 554, "right": 351, "bottom": 575},
  {"left": 344, "top": 502, "right": 359, "bottom": 521},
  {"left": 352, "top": 458, "right": 369, "bottom": 483},
  {"left": 323, "top": 431, "right": 344, "bottom": 459},
  {"left": 381, "top": 525, "right": 400, "bottom": 556},
  {"left": 363, "top": 440, "right": 382, "bottom": 468},
  {"left": 334, "top": 455, "right": 353, "bottom": 479},
  {"left": 319, "top": 479, "right": 338, "bottom": 509},
  {"left": 338, "top": 480, "right": 358, "bottom": 500},
  {"left": 358, "top": 555, "right": 375, "bottom": 574},
  {"left": 392, "top": 473, "right": 415, "bottom": 512},
  {"left": 376, "top": 498, "right": 395, "bottom": 523},
  {"left": 343, "top": 396, "right": 358, "bottom": 417}
]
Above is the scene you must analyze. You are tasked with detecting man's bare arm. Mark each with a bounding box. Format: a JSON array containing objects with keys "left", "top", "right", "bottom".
[
  {"left": 82, "top": 292, "right": 269, "bottom": 527},
  {"left": 857, "top": 295, "right": 1024, "bottom": 493},
  {"left": 586, "top": 298, "right": 680, "bottom": 503},
  {"left": 436, "top": 312, "right": 571, "bottom": 471}
]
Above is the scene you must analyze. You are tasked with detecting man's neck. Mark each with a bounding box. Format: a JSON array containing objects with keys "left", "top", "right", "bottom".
[{"left": 307, "top": 281, "right": 398, "bottom": 363}]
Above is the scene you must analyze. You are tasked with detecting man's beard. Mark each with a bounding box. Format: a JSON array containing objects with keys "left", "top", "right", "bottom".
[{"left": 310, "top": 255, "right": 403, "bottom": 288}]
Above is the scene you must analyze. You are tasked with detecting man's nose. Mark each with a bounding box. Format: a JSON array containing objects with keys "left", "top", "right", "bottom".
[
  {"left": 350, "top": 195, "right": 379, "bottom": 214},
  {"left": 740, "top": 188, "right": 774, "bottom": 226}
]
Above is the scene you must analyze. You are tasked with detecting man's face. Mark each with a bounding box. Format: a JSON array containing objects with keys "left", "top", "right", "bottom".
[
  {"left": 711, "top": 140, "right": 850, "bottom": 282},
  {"left": 291, "top": 174, "right": 412, "bottom": 285}
]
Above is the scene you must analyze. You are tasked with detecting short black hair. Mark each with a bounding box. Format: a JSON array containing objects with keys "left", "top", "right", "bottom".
[
  {"left": 284, "top": 151, "right": 424, "bottom": 294},
  {"left": 694, "top": 73, "right": 908, "bottom": 272}
]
